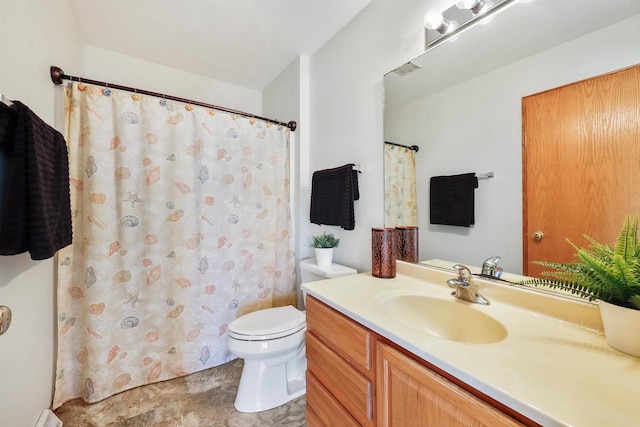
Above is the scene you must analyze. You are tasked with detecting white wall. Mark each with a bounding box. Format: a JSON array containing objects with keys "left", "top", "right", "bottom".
[
  {"left": 385, "top": 13, "right": 640, "bottom": 274},
  {"left": 306, "top": 0, "right": 452, "bottom": 273},
  {"left": 0, "top": 2, "right": 84, "bottom": 426},
  {"left": 83, "top": 45, "right": 262, "bottom": 115}
]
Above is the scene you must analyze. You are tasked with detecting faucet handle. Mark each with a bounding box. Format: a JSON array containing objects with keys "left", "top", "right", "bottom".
[{"left": 452, "top": 264, "right": 472, "bottom": 281}]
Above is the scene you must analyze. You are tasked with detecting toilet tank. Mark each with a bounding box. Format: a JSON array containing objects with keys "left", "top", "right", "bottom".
[{"left": 300, "top": 258, "right": 357, "bottom": 283}]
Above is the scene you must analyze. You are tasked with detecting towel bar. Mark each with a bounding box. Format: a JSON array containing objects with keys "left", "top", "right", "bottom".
[{"left": 477, "top": 172, "right": 494, "bottom": 179}]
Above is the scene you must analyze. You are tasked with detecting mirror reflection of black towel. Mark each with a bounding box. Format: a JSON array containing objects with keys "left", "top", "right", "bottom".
[
  {"left": 430, "top": 173, "right": 478, "bottom": 227},
  {"left": 310, "top": 164, "right": 359, "bottom": 230}
]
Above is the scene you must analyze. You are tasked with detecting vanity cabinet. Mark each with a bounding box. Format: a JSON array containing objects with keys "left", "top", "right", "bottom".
[{"left": 306, "top": 295, "right": 531, "bottom": 427}]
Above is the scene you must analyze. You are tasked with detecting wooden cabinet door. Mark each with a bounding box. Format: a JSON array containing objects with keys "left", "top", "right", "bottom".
[{"left": 376, "top": 343, "right": 523, "bottom": 427}]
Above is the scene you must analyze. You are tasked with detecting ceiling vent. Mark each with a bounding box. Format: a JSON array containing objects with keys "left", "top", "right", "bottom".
[{"left": 393, "top": 62, "right": 421, "bottom": 76}]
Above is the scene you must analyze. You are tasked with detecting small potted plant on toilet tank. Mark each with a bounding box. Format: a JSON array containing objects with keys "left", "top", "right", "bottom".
[{"left": 311, "top": 233, "right": 340, "bottom": 267}]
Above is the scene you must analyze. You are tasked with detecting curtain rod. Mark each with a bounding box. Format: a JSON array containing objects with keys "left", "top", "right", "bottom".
[
  {"left": 50, "top": 66, "right": 297, "bottom": 131},
  {"left": 385, "top": 141, "right": 419, "bottom": 152}
]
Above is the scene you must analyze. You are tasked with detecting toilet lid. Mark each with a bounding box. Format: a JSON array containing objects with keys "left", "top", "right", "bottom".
[{"left": 228, "top": 306, "right": 306, "bottom": 340}]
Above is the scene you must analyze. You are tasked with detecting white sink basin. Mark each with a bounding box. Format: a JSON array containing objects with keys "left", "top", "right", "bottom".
[{"left": 378, "top": 294, "right": 508, "bottom": 344}]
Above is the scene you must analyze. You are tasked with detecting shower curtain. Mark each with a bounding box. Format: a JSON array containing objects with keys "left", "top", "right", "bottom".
[
  {"left": 53, "top": 82, "right": 295, "bottom": 408},
  {"left": 384, "top": 143, "right": 417, "bottom": 226}
]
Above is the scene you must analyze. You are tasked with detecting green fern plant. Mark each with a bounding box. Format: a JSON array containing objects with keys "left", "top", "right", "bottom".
[
  {"left": 518, "top": 215, "right": 640, "bottom": 310},
  {"left": 310, "top": 233, "right": 340, "bottom": 249}
]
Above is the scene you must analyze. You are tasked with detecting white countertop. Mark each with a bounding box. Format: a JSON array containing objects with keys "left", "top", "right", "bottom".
[{"left": 301, "top": 261, "right": 640, "bottom": 427}]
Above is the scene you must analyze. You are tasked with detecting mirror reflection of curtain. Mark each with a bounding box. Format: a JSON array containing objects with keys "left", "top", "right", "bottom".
[
  {"left": 384, "top": 143, "right": 417, "bottom": 226},
  {"left": 53, "top": 82, "right": 294, "bottom": 408}
]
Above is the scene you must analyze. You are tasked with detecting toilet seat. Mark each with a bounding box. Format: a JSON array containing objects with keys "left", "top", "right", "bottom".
[{"left": 228, "top": 306, "right": 306, "bottom": 341}]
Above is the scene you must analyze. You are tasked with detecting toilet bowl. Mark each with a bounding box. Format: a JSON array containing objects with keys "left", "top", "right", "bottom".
[
  {"left": 228, "top": 305, "right": 307, "bottom": 413},
  {"left": 228, "top": 258, "right": 357, "bottom": 413}
]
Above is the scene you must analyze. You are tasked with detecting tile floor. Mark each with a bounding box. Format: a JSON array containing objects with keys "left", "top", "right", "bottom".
[{"left": 54, "top": 359, "right": 306, "bottom": 427}]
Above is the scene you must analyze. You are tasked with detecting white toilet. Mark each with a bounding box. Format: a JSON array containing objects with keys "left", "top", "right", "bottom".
[{"left": 228, "top": 258, "right": 357, "bottom": 413}]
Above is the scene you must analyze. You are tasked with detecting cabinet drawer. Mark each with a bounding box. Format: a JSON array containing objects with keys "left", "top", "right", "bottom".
[
  {"left": 307, "top": 332, "right": 373, "bottom": 425},
  {"left": 306, "top": 295, "right": 372, "bottom": 373},
  {"left": 306, "top": 371, "right": 360, "bottom": 427}
]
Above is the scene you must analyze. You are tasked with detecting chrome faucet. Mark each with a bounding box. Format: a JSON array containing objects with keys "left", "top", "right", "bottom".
[
  {"left": 447, "top": 264, "right": 490, "bottom": 305},
  {"left": 481, "top": 256, "right": 503, "bottom": 279}
]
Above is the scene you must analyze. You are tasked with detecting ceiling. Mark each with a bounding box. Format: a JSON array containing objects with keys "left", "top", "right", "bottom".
[{"left": 69, "top": 0, "right": 371, "bottom": 91}]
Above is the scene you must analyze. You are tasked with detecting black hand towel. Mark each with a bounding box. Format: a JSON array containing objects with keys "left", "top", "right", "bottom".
[
  {"left": 310, "top": 164, "right": 359, "bottom": 230},
  {"left": 430, "top": 173, "right": 478, "bottom": 227},
  {"left": 0, "top": 101, "right": 72, "bottom": 260}
]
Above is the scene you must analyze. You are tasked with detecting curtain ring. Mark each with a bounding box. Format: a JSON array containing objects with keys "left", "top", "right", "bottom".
[
  {"left": 103, "top": 83, "right": 111, "bottom": 96},
  {"left": 160, "top": 95, "right": 167, "bottom": 107},
  {"left": 132, "top": 88, "right": 141, "bottom": 101}
]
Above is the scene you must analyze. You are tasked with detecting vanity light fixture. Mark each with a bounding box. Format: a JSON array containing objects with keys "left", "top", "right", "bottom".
[{"left": 425, "top": 0, "right": 518, "bottom": 48}]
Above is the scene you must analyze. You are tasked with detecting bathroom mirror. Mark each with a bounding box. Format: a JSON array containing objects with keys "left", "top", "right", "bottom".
[{"left": 383, "top": 0, "right": 640, "bottom": 274}]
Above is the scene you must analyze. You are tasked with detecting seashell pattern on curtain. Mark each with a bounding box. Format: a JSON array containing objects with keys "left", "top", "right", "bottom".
[
  {"left": 53, "top": 82, "right": 295, "bottom": 408},
  {"left": 384, "top": 143, "right": 418, "bottom": 227}
]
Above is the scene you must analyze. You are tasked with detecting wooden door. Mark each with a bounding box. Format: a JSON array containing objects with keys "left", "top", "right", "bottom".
[{"left": 522, "top": 64, "right": 640, "bottom": 277}]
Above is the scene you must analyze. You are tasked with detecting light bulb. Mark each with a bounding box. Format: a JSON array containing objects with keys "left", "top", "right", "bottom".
[
  {"left": 424, "top": 10, "right": 444, "bottom": 30},
  {"left": 424, "top": 10, "right": 456, "bottom": 34},
  {"left": 456, "top": 0, "right": 493, "bottom": 14},
  {"left": 478, "top": 0, "right": 494, "bottom": 14},
  {"left": 456, "top": 0, "right": 478, "bottom": 9}
]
